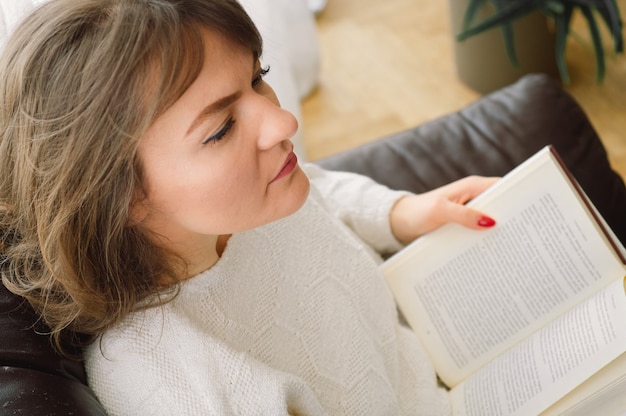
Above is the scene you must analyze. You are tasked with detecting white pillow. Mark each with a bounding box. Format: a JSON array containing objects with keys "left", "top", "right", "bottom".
[{"left": 0, "top": 0, "right": 40, "bottom": 51}]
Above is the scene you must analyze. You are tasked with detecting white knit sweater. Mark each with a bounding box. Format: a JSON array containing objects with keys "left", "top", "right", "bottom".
[{"left": 85, "top": 165, "right": 451, "bottom": 415}]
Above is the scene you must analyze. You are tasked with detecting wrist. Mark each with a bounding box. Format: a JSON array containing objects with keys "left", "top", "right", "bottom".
[{"left": 390, "top": 196, "right": 414, "bottom": 244}]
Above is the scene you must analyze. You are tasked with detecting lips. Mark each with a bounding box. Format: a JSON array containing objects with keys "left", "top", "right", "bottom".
[{"left": 269, "top": 151, "right": 298, "bottom": 184}]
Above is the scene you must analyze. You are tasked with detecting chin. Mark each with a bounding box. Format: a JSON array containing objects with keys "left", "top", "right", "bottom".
[
  {"left": 284, "top": 166, "right": 311, "bottom": 214},
  {"left": 271, "top": 166, "right": 310, "bottom": 222}
]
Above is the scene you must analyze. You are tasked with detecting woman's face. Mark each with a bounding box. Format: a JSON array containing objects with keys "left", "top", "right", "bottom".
[{"left": 135, "top": 28, "right": 310, "bottom": 272}]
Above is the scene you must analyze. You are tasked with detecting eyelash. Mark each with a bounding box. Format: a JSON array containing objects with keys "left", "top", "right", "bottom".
[
  {"left": 202, "top": 118, "right": 235, "bottom": 145},
  {"left": 201, "top": 66, "right": 270, "bottom": 145},
  {"left": 252, "top": 65, "right": 270, "bottom": 87}
]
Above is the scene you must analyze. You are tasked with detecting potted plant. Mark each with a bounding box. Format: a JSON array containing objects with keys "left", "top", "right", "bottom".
[{"left": 450, "top": 0, "right": 624, "bottom": 93}]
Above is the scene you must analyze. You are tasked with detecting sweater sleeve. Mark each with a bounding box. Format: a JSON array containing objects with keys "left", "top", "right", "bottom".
[{"left": 303, "top": 163, "right": 411, "bottom": 255}]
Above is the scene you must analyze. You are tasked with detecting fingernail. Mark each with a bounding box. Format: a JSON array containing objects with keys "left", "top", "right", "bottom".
[{"left": 477, "top": 215, "right": 496, "bottom": 227}]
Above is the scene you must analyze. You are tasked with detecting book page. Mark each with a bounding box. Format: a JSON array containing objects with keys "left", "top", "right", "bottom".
[
  {"left": 448, "top": 278, "right": 626, "bottom": 416},
  {"left": 540, "top": 351, "right": 626, "bottom": 416},
  {"left": 382, "top": 147, "right": 626, "bottom": 386}
]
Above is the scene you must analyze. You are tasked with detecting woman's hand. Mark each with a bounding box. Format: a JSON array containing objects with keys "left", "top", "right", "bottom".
[{"left": 390, "top": 176, "right": 500, "bottom": 244}]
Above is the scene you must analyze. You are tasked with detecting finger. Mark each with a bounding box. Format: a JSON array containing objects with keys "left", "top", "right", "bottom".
[
  {"left": 438, "top": 199, "right": 496, "bottom": 230},
  {"left": 442, "top": 176, "right": 500, "bottom": 204}
]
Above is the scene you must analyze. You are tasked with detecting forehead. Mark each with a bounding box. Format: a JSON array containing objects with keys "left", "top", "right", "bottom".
[
  {"left": 141, "top": 28, "right": 256, "bottom": 140},
  {"left": 199, "top": 26, "right": 255, "bottom": 64},
  {"left": 192, "top": 27, "right": 256, "bottom": 92},
  {"left": 143, "top": 25, "right": 255, "bottom": 118}
]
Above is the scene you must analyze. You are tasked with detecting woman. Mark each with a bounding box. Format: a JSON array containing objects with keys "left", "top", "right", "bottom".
[{"left": 0, "top": 0, "right": 496, "bottom": 414}]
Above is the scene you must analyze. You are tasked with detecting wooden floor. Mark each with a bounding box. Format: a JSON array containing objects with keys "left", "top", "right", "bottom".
[{"left": 301, "top": 0, "right": 626, "bottom": 179}]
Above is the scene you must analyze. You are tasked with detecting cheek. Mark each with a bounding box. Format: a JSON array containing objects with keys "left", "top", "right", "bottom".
[
  {"left": 192, "top": 169, "right": 267, "bottom": 224},
  {"left": 202, "top": 172, "right": 261, "bottom": 211}
]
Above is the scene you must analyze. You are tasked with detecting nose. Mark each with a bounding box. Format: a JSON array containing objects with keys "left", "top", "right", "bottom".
[{"left": 255, "top": 94, "right": 299, "bottom": 151}]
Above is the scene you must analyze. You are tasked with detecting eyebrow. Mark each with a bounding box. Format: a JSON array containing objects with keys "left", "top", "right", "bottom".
[{"left": 186, "top": 91, "right": 242, "bottom": 136}]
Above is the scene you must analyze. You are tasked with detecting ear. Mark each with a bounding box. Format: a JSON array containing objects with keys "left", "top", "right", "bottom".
[
  {"left": 129, "top": 201, "right": 148, "bottom": 226},
  {"left": 128, "top": 189, "right": 149, "bottom": 226}
]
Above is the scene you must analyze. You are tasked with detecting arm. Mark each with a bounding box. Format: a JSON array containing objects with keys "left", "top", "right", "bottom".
[
  {"left": 303, "top": 163, "right": 409, "bottom": 254},
  {"left": 303, "top": 164, "right": 497, "bottom": 252}
]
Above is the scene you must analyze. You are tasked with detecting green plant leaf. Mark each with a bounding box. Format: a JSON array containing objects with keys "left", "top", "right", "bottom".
[
  {"left": 565, "top": 0, "right": 623, "bottom": 64},
  {"left": 463, "top": 0, "right": 490, "bottom": 30},
  {"left": 550, "top": 0, "right": 623, "bottom": 52},
  {"left": 545, "top": 0, "right": 566, "bottom": 14},
  {"left": 552, "top": 4, "right": 574, "bottom": 83},
  {"left": 456, "top": 2, "right": 539, "bottom": 41},
  {"left": 501, "top": 22, "right": 521, "bottom": 66},
  {"left": 593, "top": 0, "right": 624, "bottom": 52},
  {"left": 580, "top": 5, "right": 606, "bottom": 82}
]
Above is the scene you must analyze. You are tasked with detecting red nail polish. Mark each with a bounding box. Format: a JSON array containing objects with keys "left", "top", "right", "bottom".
[{"left": 478, "top": 215, "right": 496, "bottom": 227}]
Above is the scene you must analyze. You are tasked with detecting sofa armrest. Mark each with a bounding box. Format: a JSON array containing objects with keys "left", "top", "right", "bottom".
[
  {"left": 0, "top": 283, "right": 107, "bottom": 415},
  {"left": 0, "top": 368, "right": 107, "bottom": 416},
  {"left": 317, "top": 74, "right": 626, "bottom": 244}
]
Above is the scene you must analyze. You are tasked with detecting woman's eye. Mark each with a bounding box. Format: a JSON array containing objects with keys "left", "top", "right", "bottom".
[
  {"left": 252, "top": 65, "right": 270, "bottom": 87},
  {"left": 202, "top": 118, "right": 235, "bottom": 145}
]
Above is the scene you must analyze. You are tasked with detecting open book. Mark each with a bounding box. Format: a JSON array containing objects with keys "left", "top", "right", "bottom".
[{"left": 381, "top": 146, "right": 626, "bottom": 416}]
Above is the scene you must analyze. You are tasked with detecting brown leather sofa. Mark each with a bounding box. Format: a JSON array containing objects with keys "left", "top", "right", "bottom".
[{"left": 2, "top": 73, "right": 625, "bottom": 415}]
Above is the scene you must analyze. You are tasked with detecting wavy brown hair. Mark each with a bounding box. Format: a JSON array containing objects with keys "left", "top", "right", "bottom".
[{"left": 0, "top": 0, "right": 262, "bottom": 353}]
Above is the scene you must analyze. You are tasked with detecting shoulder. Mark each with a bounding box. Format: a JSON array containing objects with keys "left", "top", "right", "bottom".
[
  {"left": 84, "top": 305, "right": 230, "bottom": 414},
  {"left": 84, "top": 304, "right": 324, "bottom": 415}
]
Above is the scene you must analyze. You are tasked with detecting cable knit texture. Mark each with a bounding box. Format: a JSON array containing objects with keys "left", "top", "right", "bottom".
[{"left": 85, "top": 165, "right": 451, "bottom": 415}]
